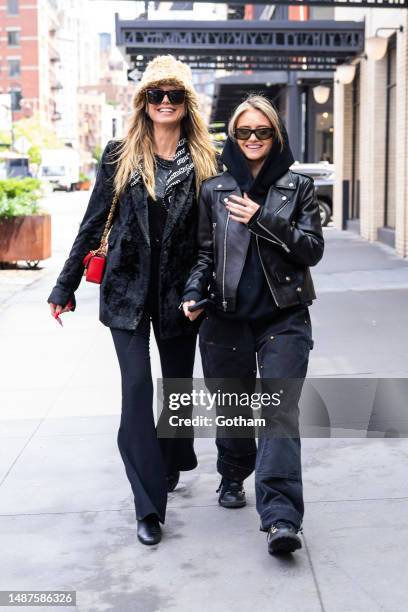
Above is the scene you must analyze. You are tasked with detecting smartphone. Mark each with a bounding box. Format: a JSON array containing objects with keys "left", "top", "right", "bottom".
[{"left": 188, "top": 298, "right": 212, "bottom": 312}]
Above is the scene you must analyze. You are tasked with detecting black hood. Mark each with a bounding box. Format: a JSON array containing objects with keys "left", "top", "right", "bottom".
[{"left": 220, "top": 120, "right": 295, "bottom": 203}]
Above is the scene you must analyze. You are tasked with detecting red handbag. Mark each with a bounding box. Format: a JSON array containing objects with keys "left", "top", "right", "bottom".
[{"left": 82, "top": 194, "right": 119, "bottom": 284}]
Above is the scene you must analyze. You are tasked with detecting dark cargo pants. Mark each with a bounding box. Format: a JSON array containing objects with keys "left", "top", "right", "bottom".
[{"left": 199, "top": 304, "right": 314, "bottom": 530}]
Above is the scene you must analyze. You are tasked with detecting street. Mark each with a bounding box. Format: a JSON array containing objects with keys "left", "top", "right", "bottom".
[{"left": 1, "top": 190, "right": 408, "bottom": 611}]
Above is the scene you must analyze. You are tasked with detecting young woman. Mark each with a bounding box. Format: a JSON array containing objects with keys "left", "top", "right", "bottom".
[
  {"left": 47, "top": 56, "right": 218, "bottom": 546},
  {"left": 182, "top": 95, "right": 324, "bottom": 555}
]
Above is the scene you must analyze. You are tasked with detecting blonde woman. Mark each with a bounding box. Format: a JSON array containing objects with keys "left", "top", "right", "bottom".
[
  {"left": 47, "top": 56, "right": 218, "bottom": 545},
  {"left": 182, "top": 95, "right": 324, "bottom": 555}
]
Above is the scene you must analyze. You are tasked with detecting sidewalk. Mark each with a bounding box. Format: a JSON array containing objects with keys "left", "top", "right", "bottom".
[{"left": 1, "top": 194, "right": 407, "bottom": 612}]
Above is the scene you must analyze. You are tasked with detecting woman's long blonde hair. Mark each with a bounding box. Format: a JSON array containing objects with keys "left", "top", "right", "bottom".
[
  {"left": 108, "top": 79, "right": 218, "bottom": 199},
  {"left": 228, "top": 95, "right": 284, "bottom": 152}
]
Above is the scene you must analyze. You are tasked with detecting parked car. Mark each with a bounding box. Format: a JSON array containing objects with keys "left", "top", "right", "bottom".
[
  {"left": 0, "top": 151, "right": 31, "bottom": 179},
  {"left": 291, "top": 161, "right": 334, "bottom": 226}
]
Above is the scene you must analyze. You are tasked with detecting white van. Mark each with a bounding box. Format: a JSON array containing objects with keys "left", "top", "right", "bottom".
[{"left": 38, "top": 147, "right": 80, "bottom": 191}]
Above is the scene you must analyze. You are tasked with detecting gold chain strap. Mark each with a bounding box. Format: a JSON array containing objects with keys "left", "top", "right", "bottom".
[{"left": 90, "top": 194, "right": 119, "bottom": 257}]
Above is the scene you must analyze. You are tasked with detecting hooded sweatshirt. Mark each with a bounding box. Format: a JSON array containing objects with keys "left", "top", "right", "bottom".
[{"left": 218, "top": 123, "right": 295, "bottom": 321}]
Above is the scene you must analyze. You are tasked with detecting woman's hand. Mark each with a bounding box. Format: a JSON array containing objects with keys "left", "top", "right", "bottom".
[
  {"left": 182, "top": 300, "right": 203, "bottom": 321},
  {"left": 224, "top": 192, "right": 260, "bottom": 224},
  {"left": 49, "top": 301, "right": 73, "bottom": 318}
]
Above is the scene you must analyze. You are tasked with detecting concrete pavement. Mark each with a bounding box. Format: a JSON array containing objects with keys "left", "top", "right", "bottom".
[{"left": 1, "top": 190, "right": 408, "bottom": 611}]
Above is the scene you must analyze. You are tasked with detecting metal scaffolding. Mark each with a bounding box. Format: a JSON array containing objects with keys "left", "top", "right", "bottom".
[{"left": 117, "top": 19, "right": 365, "bottom": 73}]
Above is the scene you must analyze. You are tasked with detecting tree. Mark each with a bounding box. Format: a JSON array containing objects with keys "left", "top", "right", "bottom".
[
  {"left": 27, "top": 145, "right": 41, "bottom": 166},
  {"left": 13, "top": 113, "right": 62, "bottom": 150},
  {"left": 93, "top": 144, "right": 103, "bottom": 164}
]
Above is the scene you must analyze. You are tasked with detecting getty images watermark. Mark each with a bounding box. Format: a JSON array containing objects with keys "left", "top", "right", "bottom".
[
  {"left": 167, "top": 389, "right": 283, "bottom": 428},
  {"left": 155, "top": 378, "right": 408, "bottom": 438}
]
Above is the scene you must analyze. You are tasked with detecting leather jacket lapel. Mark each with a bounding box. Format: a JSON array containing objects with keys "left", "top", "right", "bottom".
[
  {"left": 264, "top": 170, "right": 297, "bottom": 215},
  {"left": 214, "top": 173, "right": 251, "bottom": 300}
]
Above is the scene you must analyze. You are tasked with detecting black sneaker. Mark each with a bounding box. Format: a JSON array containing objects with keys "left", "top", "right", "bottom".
[
  {"left": 267, "top": 520, "right": 302, "bottom": 555},
  {"left": 216, "top": 478, "right": 246, "bottom": 508},
  {"left": 166, "top": 471, "right": 180, "bottom": 493}
]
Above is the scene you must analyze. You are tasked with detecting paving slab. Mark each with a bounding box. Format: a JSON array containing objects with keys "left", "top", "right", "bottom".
[
  {"left": 0, "top": 431, "right": 128, "bottom": 515},
  {"left": 302, "top": 438, "right": 408, "bottom": 502},
  {"left": 305, "top": 497, "right": 408, "bottom": 612},
  {"left": 0, "top": 506, "right": 321, "bottom": 612}
]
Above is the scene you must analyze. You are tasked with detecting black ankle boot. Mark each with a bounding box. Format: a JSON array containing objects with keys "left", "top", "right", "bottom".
[
  {"left": 267, "top": 520, "right": 302, "bottom": 555},
  {"left": 217, "top": 477, "right": 246, "bottom": 508},
  {"left": 166, "top": 471, "right": 180, "bottom": 493},
  {"left": 137, "top": 514, "right": 162, "bottom": 545}
]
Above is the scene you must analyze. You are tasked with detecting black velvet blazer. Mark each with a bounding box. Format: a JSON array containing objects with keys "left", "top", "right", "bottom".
[{"left": 47, "top": 140, "right": 200, "bottom": 339}]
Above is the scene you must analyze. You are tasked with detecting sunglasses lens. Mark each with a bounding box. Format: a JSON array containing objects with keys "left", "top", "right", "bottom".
[
  {"left": 167, "top": 90, "right": 186, "bottom": 104},
  {"left": 256, "top": 128, "right": 273, "bottom": 140},
  {"left": 235, "top": 128, "right": 251, "bottom": 140},
  {"left": 146, "top": 89, "right": 186, "bottom": 105},
  {"left": 234, "top": 128, "right": 273, "bottom": 140},
  {"left": 146, "top": 89, "right": 164, "bottom": 104}
]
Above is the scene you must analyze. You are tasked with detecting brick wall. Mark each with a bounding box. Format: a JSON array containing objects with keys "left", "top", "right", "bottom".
[
  {"left": 334, "top": 7, "right": 408, "bottom": 258},
  {"left": 394, "top": 10, "right": 408, "bottom": 256},
  {"left": 0, "top": 0, "right": 60, "bottom": 126},
  {"left": 0, "top": 0, "right": 40, "bottom": 119}
]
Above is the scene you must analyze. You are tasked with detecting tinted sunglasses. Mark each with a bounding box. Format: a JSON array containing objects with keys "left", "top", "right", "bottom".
[
  {"left": 234, "top": 127, "right": 274, "bottom": 141},
  {"left": 146, "top": 88, "right": 186, "bottom": 105}
]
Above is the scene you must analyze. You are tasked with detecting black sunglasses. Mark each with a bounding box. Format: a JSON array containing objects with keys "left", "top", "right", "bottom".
[
  {"left": 234, "top": 127, "right": 274, "bottom": 141},
  {"left": 146, "top": 88, "right": 186, "bottom": 105}
]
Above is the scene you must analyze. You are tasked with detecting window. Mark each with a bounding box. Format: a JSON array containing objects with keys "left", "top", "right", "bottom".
[
  {"left": 170, "top": 2, "right": 193, "bottom": 9},
  {"left": 309, "top": 7, "right": 334, "bottom": 19},
  {"left": 8, "top": 59, "right": 21, "bottom": 77},
  {"left": 7, "top": 30, "right": 20, "bottom": 47},
  {"left": 7, "top": 0, "right": 19, "bottom": 15},
  {"left": 314, "top": 111, "right": 333, "bottom": 163},
  {"left": 10, "top": 89, "right": 22, "bottom": 111}
]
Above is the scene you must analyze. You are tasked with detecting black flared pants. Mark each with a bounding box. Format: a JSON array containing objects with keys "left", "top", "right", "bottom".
[{"left": 110, "top": 311, "right": 197, "bottom": 524}]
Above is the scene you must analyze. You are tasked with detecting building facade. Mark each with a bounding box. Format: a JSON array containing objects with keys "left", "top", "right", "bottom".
[
  {"left": 333, "top": 6, "right": 408, "bottom": 257},
  {"left": 0, "top": 0, "right": 61, "bottom": 125},
  {"left": 208, "top": 3, "right": 336, "bottom": 163},
  {"left": 53, "top": 0, "right": 100, "bottom": 149}
]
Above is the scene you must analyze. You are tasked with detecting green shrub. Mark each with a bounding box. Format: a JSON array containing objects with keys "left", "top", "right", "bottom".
[{"left": 0, "top": 178, "right": 45, "bottom": 218}]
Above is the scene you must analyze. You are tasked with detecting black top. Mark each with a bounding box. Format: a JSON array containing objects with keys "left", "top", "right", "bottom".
[
  {"left": 148, "top": 155, "right": 173, "bottom": 251},
  {"left": 233, "top": 212, "right": 278, "bottom": 321},
  {"left": 146, "top": 155, "right": 173, "bottom": 316}
]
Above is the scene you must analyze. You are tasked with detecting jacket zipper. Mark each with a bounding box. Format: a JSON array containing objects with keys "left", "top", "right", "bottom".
[
  {"left": 256, "top": 235, "right": 280, "bottom": 307},
  {"left": 212, "top": 222, "right": 217, "bottom": 267},
  {"left": 222, "top": 212, "right": 230, "bottom": 311},
  {"left": 256, "top": 219, "right": 290, "bottom": 253},
  {"left": 274, "top": 199, "right": 290, "bottom": 215},
  {"left": 248, "top": 227, "right": 280, "bottom": 248}
]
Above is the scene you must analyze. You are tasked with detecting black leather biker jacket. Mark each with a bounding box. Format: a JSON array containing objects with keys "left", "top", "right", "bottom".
[{"left": 182, "top": 168, "right": 324, "bottom": 312}]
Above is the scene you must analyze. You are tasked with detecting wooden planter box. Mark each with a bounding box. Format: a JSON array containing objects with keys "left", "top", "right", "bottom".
[
  {"left": 0, "top": 214, "right": 51, "bottom": 263},
  {"left": 79, "top": 180, "right": 91, "bottom": 191}
]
